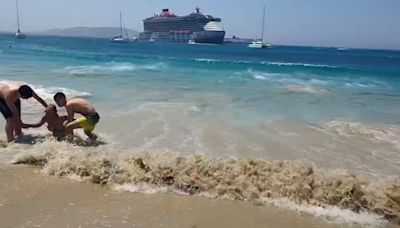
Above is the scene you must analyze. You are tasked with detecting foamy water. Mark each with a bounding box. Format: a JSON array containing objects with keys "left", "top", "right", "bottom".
[
  {"left": 3, "top": 140, "right": 397, "bottom": 225},
  {"left": 1, "top": 35, "right": 400, "bottom": 226}
]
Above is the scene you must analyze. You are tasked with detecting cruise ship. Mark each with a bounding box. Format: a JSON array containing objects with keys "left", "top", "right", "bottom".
[{"left": 139, "top": 8, "right": 225, "bottom": 44}]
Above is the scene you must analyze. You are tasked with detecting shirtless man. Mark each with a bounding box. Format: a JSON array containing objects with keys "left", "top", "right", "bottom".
[
  {"left": 22, "top": 104, "right": 67, "bottom": 140},
  {"left": 53, "top": 92, "right": 100, "bottom": 140},
  {"left": 0, "top": 83, "right": 47, "bottom": 142}
]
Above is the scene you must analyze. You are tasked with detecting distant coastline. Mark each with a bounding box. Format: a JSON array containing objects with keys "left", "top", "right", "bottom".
[{"left": 38, "top": 27, "right": 139, "bottom": 39}]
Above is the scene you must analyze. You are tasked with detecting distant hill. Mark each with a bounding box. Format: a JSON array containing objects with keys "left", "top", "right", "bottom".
[{"left": 40, "top": 27, "right": 139, "bottom": 38}]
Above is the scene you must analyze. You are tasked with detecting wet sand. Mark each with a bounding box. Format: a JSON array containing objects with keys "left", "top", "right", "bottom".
[{"left": 0, "top": 165, "right": 359, "bottom": 228}]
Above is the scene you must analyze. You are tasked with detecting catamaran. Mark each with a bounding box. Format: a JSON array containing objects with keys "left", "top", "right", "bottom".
[
  {"left": 15, "top": 0, "right": 26, "bottom": 39},
  {"left": 248, "top": 5, "right": 270, "bottom": 48},
  {"left": 111, "top": 12, "right": 130, "bottom": 43}
]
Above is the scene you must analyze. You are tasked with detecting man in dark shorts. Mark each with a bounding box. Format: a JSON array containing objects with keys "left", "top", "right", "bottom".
[{"left": 0, "top": 83, "right": 47, "bottom": 142}]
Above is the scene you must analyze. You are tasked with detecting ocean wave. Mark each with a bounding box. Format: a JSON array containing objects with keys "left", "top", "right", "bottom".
[
  {"left": 247, "top": 70, "right": 314, "bottom": 85},
  {"left": 0, "top": 80, "right": 91, "bottom": 114},
  {"left": 0, "top": 80, "right": 90, "bottom": 100},
  {"left": 62, "top": 62, "right": 166, "bottom": 75},
  {"left": 324, "top": 121, "right": 400, "bottom": 148},
  {"left": 261, "top": 61, "right": 338, "bottom": 68},
  {"left": 193, "top": 58, "right": 339, "bottom": 69},
  {"left": 285, "top": 85, "right": 330, "bottom": 94},
  {"left": 194, "top": 58, "right": 250, "bottom": 64},
  {"left": 246, "top": 70, "right": 385, "bottom": 91},
  {"left": 7, "top": 142, "right": 400, "bottom": 225},
  {"left": 252, "top": 74, "right": 268, "bottom": 80}
]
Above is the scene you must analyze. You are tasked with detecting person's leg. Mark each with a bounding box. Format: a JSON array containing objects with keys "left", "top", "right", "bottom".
[
  {"left": 65, "top": 120, "right": 82, "bottom": 136},
  {"left": 1, "top": 99, "right": 15, "bottom": 142},
  {"left": 5, "top": 118, "right": 15, "bottom": 142},
  {"left": 84, "top": 130, "right": 97, "bottom": 140},
  {"left": 14, "top": 99, "right": 22, "bottom": 136}
]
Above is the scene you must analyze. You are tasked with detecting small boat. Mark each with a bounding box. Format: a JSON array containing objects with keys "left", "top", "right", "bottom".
[
  {"left": 188, "top": 39, "right": 196, "bottom": 45},
  {"left": 15, "top": 0, "right": 26, "bottom": 39},
  {"left": 248, "top": 5, "right": 271, "bottom": 49},
  {"left": 248, "top": 40, "right": 270, "bottom": 48},
  {"left": 111, "top": 12, "right": 130, "bottom": 43},
  {"left": 111, "top": 35, "right": 129, "bottom": 43}
]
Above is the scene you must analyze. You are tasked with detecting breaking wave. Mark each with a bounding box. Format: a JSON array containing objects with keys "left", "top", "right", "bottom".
[
  {"left": 261, "top": 61, "right": 338, "bottom": 68},
  {"left": 193, "top": 58, "right": 339, "bottom": 69},
  {"left": 0, "top": 80, "right": 90, "bottom": 114},
  {"left": 62, "top": 62, "right": 166, "bottom": 75},
  {"left": 324, "top": 121, "right": 400, "bottom": 149},
  {"left": 246, "top": 70, "right": 387, "bottom": 90},
  {"left": 0, "top": 80, "right": 90, "bottom": 99},
  {"left": 285, "top": 85, "right": 330, "bottom": 94},
  {"left": 6, "top": 141, "right": 400, "bottom": 226}
]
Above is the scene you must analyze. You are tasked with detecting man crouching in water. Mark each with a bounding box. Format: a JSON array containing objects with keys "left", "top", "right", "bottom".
[
  {"left": 0, "top": 83, "right": 47, "bottom": 142},
  {"left": 53, "top": 92, "right": 100, "bottom": 140}
]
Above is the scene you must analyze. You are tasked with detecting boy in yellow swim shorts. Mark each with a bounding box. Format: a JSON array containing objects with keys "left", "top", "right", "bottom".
[{"left": 54, "top": 92, "right": 100, "bottom": 140}]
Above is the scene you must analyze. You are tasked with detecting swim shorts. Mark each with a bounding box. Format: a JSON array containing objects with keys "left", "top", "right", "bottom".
[
  {"left": 76, "top": 112, "right": 100, "bottom": 132},
  {"left": 0, "top": 98, "right": 21, "bottom": 119}
]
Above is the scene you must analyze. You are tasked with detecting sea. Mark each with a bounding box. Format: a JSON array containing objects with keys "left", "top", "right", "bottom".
[{"left": 0, "top": 34, "right": 399, "bottom": 227}]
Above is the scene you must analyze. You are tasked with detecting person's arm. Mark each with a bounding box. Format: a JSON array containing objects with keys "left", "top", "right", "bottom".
[
  {"left": 61, "top": 116, "right": 68, "bottom": 123},
  {"left": 22, "top": 117, "right": 46, "bottom": 128},
  {"left": 32, "top": 91, "right": 48, "bottom": 108},
  {"left": 66, "top": 106, "right": 74, "bottom": 123}
]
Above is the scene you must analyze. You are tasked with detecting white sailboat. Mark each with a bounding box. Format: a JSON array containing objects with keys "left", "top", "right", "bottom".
[
  {"left": 15, "top": 0, "right": 26, "bottom": 39},
  {"left": 249, "top": 5, "right": 270, "bottom": 49},
  {"left": 111, "top": 12, "right": 130, "bottom": 43}
]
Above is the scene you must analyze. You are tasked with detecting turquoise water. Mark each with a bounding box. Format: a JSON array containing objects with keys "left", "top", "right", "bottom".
[
  {"left": 1, "top": 34, "right": 400, "bottom": 177},
  {"left": 1, "top": 35, "right": 400, "bottom": 225},
  {"left": 1, "top": 35, "right": 400, "bottom": 124}
]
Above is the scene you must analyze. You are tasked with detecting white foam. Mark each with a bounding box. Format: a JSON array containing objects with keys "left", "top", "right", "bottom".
[
  {"left": 112, "top": 183, "right": 169, "bottom": 194},
  {"left": 262, "top": 61, "right": 338, "bottom": 68},
  {"left": 0, "top": 80, "right": 90, "bottom": 100},
  {"left": 324, "top": 121, "right": 400, "bottom": 146},
  {"left": 0, "top": 79, "right": 90, "bottom": 115},
  {"left": 285, "top": 85, "right": 329, "bottom": 94},
  {"left": 195, "top": 58, "right": 221, "bottom": 63},
  {"left": 194, "top": 58, "right": 250, "bottom": 64},
  {"left": 253, "top": 74, "right": 267, "bottom": 80},
  {"left": 264, "top": 198, "right": 386, "bottom": 226},
  {"left": 34, "top": 86, "right": 90, "bottom": 100},
  {"left": 62, "top": 62, "right": 165, "bottom": 75}
]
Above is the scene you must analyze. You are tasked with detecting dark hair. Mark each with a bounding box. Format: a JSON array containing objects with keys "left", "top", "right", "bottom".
[
  {"left": 53, "top": 92, "right": 66, "bottom": 101},
  {"left": 18, "top": 85, "right": 33, "bottom": 98},
  {"left": 46, "top": 104, "right": 57, "bottom": 112}
]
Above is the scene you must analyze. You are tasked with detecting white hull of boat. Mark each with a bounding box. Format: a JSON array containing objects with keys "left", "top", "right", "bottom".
[
  {"left": 15, "top": 32, "right": 25, "bottom": 39},
  {"left": 111, "top": 37, "right": 130, "bottom": 43},
  {"left": 248, "top": 41, "right": 270, "bottom": 49}
]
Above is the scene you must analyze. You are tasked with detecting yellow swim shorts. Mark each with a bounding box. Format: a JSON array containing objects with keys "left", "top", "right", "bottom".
[{"left": 76, "top": 112, "right": 100, "bottom": 132}]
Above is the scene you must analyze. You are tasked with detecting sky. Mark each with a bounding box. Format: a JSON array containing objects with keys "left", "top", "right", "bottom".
[{"left": 0, "top": 0, "right": 399, "bottom": 50}]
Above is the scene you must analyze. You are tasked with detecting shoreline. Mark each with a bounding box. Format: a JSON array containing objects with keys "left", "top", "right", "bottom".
[
  {"left": 0, "top": 165, "right": 347, "bottom": 228},
  {"left": 5, "top": 141, "right": 399, "bottom": 226}
]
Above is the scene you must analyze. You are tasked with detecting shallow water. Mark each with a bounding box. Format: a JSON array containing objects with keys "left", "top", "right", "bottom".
[
  {"left": 0, "top": 34, "right": 400, "bottom": 226},
  {"left": 0, "top": 165, "right": 352, "bottom": 228}
]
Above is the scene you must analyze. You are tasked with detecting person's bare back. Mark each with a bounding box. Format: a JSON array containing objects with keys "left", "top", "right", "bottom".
[
  {"left": 0, "top": 83, "right": 22, "bottom": 103},
  {"left": 0, "top": 83, "right": 48, "bottom": 142},
  {"left": 54, "top": 93, "right": 100, "bottom": 140},
  {"left": 66, "top": 98, "right": 96, "bottom": 116}
]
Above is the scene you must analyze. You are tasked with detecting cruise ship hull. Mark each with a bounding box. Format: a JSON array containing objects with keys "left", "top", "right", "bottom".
[
  {"left": 140, "top": 8, "right": 225, "bottom": 44},
  {"left": 193, "top": 31, "right": 225, "bottom": 44},
  {"left": 139, "top": 30, "right": 225, "bottom": 44}
]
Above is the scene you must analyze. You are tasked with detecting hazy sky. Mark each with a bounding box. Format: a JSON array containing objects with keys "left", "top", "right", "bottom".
[{"left": 0, "top": 0, "right": 399, "bottom": 49}]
